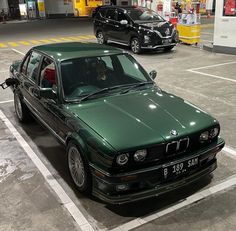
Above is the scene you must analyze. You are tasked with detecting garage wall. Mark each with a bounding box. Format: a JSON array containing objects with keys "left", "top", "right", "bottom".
[
  {"left": 213, "top": 0, "right": 236, "bottom": 54},
  {"left": 44, "top": 0, "right": 74, "bottom": 18}
]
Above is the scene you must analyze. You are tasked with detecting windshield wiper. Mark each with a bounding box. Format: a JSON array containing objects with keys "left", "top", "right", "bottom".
[
  {"left": 79, "top": 85, "right": 123, "bottom": 102},
  {"left": 121, "top": 81, "right": 154, "bottom": 94}
]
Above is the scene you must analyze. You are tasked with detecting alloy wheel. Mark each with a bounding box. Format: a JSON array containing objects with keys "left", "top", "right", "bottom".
[
  {"left": 97, "top": 32, "right": 104, "bottom": 44},
  {"left": 14, "top": 93, "right": 23, "bottom": 120},
  {"left": 68, "top": 146, "right": 85, "bottom": 187},
  {"left": 131, "top": 38, "right": 140, "bottom": 54}
]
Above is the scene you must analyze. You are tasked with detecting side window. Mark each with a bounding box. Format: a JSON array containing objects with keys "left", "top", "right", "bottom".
[
  {"left": 106, "top": 9, "right": 117, "bottom": 20},
  {"left": 99, "top": 9, "right": 106, "bottom": 18},
  {"left": 21, "top": 54, "right": 31, "bottom": 75},
  {"left": 117, "top": 54, "right": 147, "bottom": 81},
  {"left": 26, "top": 51, "right": 41, "bottom": 82},
  {"left": 101, "top": 56, "right": 114, "bottom": 70},
  {"left": 40, "top": 57, "right": 57, "bottom": 89},
  {"left": 117, "top": 11, "right": 127, "bottom": 22}
]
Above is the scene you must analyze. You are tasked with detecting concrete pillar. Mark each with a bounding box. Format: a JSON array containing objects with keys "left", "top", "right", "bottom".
[{"left": 213, "top": 0, "right": 236, "bottom": 54}]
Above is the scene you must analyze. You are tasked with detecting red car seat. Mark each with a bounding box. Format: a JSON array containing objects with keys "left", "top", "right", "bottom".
[{"left": 44, "top": 68, "right": 56, "bottom": 85}]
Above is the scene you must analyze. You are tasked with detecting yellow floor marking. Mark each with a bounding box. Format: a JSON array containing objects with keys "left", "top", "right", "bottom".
[
  {"left": 86, "top": 35, "right": 96, "bottom": 39},
  {"left": 0, "top": 43, "right": 7, "bottom": 48},
  {"left": 40, "top": 39, "right": 53, "bottom": 43},
  {"left": 60, "top": 37, "right": 73, "bottom": 41},
  {"left": 19, "top": 41, "right": 31, "bottom": 46},
  {"left": 7, "top": 42, "right": 19, "bottom": 47},
  {"left": 29, "top": 40, "right": 41, "bottom": 44},
  {"left": 78, "top": 36, "right": 90, "bottom": 40},
  {"left": 50, "top": 38, "right": 63, "bottom": 42},
  {"left": 67, "top": 37, "right": 80, "bottom": 41}
]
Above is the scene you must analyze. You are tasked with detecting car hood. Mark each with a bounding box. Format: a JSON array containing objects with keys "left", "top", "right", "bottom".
[
  {"left": 68, "top": 89, "right": 218, "bottom": 151},
  {"left": 138, "top": 21, "right": 172, "bottom": 30}
]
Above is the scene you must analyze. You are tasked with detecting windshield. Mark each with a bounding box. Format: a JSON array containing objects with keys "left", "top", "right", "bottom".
[
  {"left": 60, "top": 53, "right": 153, "bottom": 101},
  {"left": 127, "top": 8, "right": 164, "bottom": 22}
]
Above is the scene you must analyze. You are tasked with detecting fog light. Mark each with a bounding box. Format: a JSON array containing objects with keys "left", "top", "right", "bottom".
[
  {"left": 144, "top": 35, "right": 150, "bottom": 43},
  {"left": 116, "top": 184, "right": 129, "bottom": 191}
]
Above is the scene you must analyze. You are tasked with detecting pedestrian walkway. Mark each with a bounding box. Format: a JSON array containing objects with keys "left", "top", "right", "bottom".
[{"left": 0, "top": 34, "right": 96, "bottom": 48}]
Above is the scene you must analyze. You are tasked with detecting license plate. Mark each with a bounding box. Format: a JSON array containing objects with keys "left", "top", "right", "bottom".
[
  {"left": 163, "top": 39, "right": 170, "bottom": 45},
  {"left": 162, "top": 157, "right": 199, "bottom": 180}
]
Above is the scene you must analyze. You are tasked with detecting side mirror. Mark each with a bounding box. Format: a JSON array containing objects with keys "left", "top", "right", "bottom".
[
  {"left": 120, "top": 20, "right": 128, "bottom": 25},
  {"left": 40, "top": 88, "right": 57, "bottom": 100},
  {"left": 149, "top": 70, "right": 157, "bottom": 80},
  {"left": 5, "top": 78, "right": 19, "bottom": 86}
]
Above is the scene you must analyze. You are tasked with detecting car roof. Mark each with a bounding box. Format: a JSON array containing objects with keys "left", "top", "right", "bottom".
[{"left": 33, "top": 42, "right": 124, "bottom": 62}]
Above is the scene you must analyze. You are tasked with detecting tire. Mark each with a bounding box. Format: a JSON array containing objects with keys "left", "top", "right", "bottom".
[
  {"left": 96, "top": 31, "right": 107, "bottom": 45},
  {"left": 14, "top": 90, "right": 32, "bottom": 123},
  {"left": 130, "top": 37, "right": 142, "bottom": 54},
  {"left": 67, "top": 141, "right": 92, "bottom": 194},
  {"left": 164, "top": 45, "right": 175, "bottom": 52}
]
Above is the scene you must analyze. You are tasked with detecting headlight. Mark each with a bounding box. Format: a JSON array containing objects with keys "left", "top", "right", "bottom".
[
  {"left": 134, "top": 149, "right": 147, "bottom": 162},
  {"left": 116, "top": 153, "right": 129, "bottom": 166},
  {"left": 199, "top": 131, "right": 209, "bottom": 142},
  {"left": 209, "top": 127, "right": 219, "bottom": 139}
]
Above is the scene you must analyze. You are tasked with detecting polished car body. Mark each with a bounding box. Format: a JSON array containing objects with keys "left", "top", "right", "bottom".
[
  {"left": 7, "top": 42, "right": 224, "bottom": 204},
  {"left": 93, "top": 6, "right": 179, "bottom": 53}
]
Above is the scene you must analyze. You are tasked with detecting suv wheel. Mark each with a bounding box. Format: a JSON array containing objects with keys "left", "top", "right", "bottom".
[
  {"left": 131, "top": 37, "right": 141, "bottom": 54},
  {"left": 97, "top": 31, "right": 107, "bottom": 44}
]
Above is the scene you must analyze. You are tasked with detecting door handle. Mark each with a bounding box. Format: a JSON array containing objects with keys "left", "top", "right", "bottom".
[
  {"left": 32, "top": 88, "right": 40, "bottom": 98},
  {"left": 115, "top": 25, "right": 119, "bottom": 28}
]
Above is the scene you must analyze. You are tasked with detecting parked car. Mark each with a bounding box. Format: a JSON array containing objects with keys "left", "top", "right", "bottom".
[
  {"left": 93, "top": 6, "right": 179, "bottom": 54},
  {"left": 5, "top": 42, "right": 224, "bottom": 204}
]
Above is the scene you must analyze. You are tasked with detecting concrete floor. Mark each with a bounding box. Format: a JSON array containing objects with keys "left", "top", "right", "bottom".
[{"left": 0, "top": 17, "right": 236, "bottom": 231}]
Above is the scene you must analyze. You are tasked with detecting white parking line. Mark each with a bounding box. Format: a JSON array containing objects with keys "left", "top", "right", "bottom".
[
  {"left": 187, "top": 61, "right": 236, "bottom": 83},
  {"left": 188, "top": 69, "right": 236, "bottom": 83},
  {"left": 0, "top": 110, "right": 95, "bottom": 231},
  {"left": 223, "top": 146, "right": 236, "bottom": 157},
  {"left": 11, "top": 48, "right": 25, "bottom": 56},
  {"left": 0, "top": 100, "right": 13, "bottom": 104},
  {"left": 188, "top": 61, "right": 236, "bottom": 71},
  {"left": 111, "top": 171, "right": 236, "bottom": 231}
]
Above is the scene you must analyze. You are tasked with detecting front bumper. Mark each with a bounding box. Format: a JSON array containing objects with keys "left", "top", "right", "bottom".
[
  {"left": 91, "top": 138, "right": 225, "bottom": 204},
  {"left": 141, "top": 30, "right": 178, "bottom": 49}
]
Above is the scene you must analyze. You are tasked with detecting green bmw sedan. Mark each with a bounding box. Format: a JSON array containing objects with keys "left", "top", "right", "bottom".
[{"left": 6, "top": 42, "right": 225, "bottom": 204}]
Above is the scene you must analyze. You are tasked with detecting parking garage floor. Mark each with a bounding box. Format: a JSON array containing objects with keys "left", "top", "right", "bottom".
[{"left": 0, "top": 18, "right": 236, "bottom": 231}]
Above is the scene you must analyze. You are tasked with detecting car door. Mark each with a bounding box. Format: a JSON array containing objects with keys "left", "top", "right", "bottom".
[
  {"left": 114, "top": 10, "right": 131, "bottom": 43},
  {"left": 34, "top": 56, "right": 62, "bottom": 137},
  {"left": 19, "top": 50, "right": 42, "bottom": 116},
  {"left": 104, "top": 8, "right": 117, "bottom": 40}
]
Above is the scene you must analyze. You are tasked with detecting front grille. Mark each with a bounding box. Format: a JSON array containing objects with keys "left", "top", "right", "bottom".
[{"left": 166, "top": 137, "right": 189, "bottom": 156}]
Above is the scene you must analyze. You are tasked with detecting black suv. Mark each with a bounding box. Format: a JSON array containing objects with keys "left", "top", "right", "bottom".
[{"left": 93, "top": 6, "right": 178, "bottom": 54}]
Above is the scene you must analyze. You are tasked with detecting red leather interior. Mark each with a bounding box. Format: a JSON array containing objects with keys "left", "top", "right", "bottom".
[{"left": 44, "top": 68, "right": 56, "bottom": 84}]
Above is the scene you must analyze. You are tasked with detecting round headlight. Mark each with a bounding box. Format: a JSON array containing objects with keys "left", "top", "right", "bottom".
[
  {"left": 199, "top": 131, "right": 209, "bottom": 142},
  {"left": 116, "top": 153, "right": 129, "bottom": 166},
  {"left": 209, "top": 127, "right": 219, "bottom": 139},
  {"left": 134, "top": 149, "right": 147, "bottom": 162}
]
